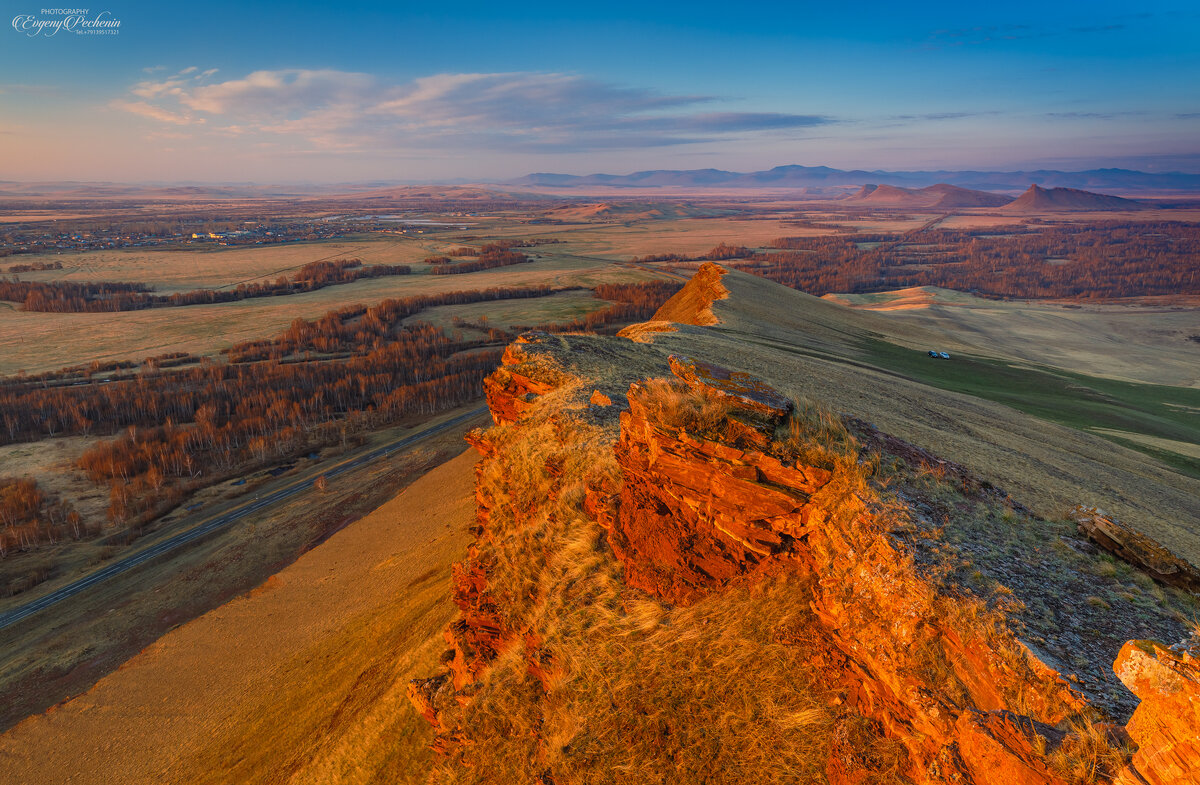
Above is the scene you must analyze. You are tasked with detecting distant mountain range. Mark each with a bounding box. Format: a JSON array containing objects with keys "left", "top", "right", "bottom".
[
  {"left": 508, "top": 165, "right": 1200, "bottom": 193},
  {"left": 845, "top": 183, "right": 1013, "bottom": 208}
]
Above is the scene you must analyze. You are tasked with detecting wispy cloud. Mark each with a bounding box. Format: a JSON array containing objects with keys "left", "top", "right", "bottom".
[
  {"left": 113, "top": 68, "right": 834, "bottom": 153},
  {"left": 110, "top": 99, "right": 202, "bottom": 125},
  {"left": 888, "top": 111, "right": 998, "bottom": 122}
]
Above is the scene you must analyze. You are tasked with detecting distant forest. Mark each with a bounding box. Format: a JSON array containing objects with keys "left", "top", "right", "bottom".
[
  {"left": 0, "top": 258, "right": 412, "bottom": 313},
  {"left": 745, "top": 222, "right": 1200, "bottom": 299},
  {"left": 0, "top": 279, "right": 679, "bottom": 554}
]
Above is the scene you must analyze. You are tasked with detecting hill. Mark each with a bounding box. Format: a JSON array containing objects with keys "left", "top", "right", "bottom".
[
  {"left": 508, "top": 164, "right": 1200, "bottom": 193},
  {"left": 402, "top": 263, "right": 1200, "bottom": 783},
  {"left": 540, "top": 201, "right": 722, "bottom": 221},
  {"left": 0, "top": 448, "right": 481, "bottom": 784},
  {"left": 845, "top": 182, "right": 1012, "bottom": 208},
  {"left": 1000, "top": 184, "right": 1150, "bottom": 212}
]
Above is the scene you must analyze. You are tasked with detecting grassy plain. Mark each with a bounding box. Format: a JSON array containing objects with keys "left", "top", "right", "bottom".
[
  {"left": 401, "top": 289, "right": 612, "bottom": 334},
  {"left": 825, "top": 287, "right": 1200, "bottom": 388},
  {"left": 858, "top": 337, "right": 1200, "bottom": 479},
  {"left": 0, "top": 213, "right": 806, "bottom": 374},
  {"left": 0, "top": 253, "right": 656, "bottom": 375}
]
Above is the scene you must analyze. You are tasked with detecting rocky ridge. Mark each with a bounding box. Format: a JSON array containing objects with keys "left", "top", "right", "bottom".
[{"left": 408, "top": 277, "right": 1200, "bottom": 783}]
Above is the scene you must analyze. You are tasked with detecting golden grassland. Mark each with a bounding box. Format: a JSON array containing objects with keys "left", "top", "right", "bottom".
[
  {"left": 399, "top": 290, "right": 613, "bottom": 334},
  {"left": 6, "top": 239, "right": 416, "bottom": 292},
  {"left": 0, "top": 446, "right": 478, "bottom": 784},
  {"left": 0, "top": 406, "right": 486, "bottom": 732},
  {"left": 823, "top": 286, "right": 1200, "bottom": 388},
  {"left": 0, "top": 256, "right": 656, "bottom": 375}
]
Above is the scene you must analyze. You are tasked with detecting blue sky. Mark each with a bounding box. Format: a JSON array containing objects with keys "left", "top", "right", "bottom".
[{"left": 2, "top": 0, "right": 1198, "bottom": 181}]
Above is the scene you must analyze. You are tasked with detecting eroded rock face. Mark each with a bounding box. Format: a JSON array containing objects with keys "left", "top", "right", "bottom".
[
  {"left": 412, "top": 336, "right": 1200, "bottom": 783},
  {"left": 600, "top": 361, "right": 1092, "bottom": 782},
  {"left": 482, "top": 332, "right": 562, "bottom": 427},
  {"left": 667, "top": 353, "right": 794, "bottom": 420},
  {"left": 1072, "top": 505, "right": 1200, "bottom": 592},
  {"left": 1114, "top": 638, "right": 1200, "bottom": 785},
  {"left": 606, "top": 381, "right": 826, "bottom": 604}
]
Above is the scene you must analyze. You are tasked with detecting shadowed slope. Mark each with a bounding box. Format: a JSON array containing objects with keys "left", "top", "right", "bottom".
[{"left": 0, "top": 449, "right": 478, "bottom": 785}]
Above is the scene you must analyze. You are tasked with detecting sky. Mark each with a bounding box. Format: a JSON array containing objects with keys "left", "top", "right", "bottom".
[{"left": 1, "top": 0, "right": 1198, "bottom": 182}]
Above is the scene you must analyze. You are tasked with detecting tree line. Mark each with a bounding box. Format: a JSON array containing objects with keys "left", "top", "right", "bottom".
[
  {"left": 0, "top": 279, "right": 682, "bottom": 551},
  {"left": 4, "top": 261, "right": 63, "bottom": 273},
  {"left": 0, "top": 477, "right": 88, "bottom": 557},
  {"left": 427, "top": 243, "right": 531, "bottom": 275},
  {"left": 746, "top": 222, "right": 1200, "bottom": 299},
  {"left": 0, "top": 258, "right": 412, "bottom": 313},
  {"left": 630, "top": 243, "right": 751, "bottom": 265}
]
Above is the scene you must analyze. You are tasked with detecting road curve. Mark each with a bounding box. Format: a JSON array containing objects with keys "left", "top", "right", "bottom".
[{"left": 0, "top": 406, "right": 488, "bottom": 632}]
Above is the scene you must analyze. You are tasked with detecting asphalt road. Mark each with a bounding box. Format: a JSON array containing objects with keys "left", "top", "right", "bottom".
[{"left": 0, "top": 406, "right": 488, "bottom": 632}]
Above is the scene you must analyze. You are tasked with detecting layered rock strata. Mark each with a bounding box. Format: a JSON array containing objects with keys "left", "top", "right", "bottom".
[{"left": 411, "top": 335, "right": 1200, "bottom": 784}]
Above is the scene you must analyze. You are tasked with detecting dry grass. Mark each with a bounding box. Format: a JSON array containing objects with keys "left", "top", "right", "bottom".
[
  {"left": 1045, "top": 716, "right": 1131, "bottom": 785},
  {"left": 773, "top": 398, "right": 861, "bottom": 471},
  {"left": 0, "top": 254, "right": 655, "bottom": 376},
  {"left": 0, "top": 446, "right": 481, "bottom": 784},
  {"left": 630, "top": 378, "right": 734, "bottom": 436}
]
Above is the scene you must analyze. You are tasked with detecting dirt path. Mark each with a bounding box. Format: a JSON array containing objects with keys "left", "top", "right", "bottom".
[{"left": 0, "top": 448, "right": 478, "bottom": 785}]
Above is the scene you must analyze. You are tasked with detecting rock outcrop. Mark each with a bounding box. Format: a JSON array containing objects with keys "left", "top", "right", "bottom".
[
  {"left": 1072, "top": 505, "right": 1200, "bottom": 592},
  {"left": 604, "top": 376, "right": 827, "bottom": 604},
  {"left": 482, "top": 332, "right": 563, "bottom": 426},
  {"left": 1114, "top": 637, "right": 1200, "bottom": 785},
  {"left": 596, "top": 357, "right": 1094, "bottom": 782},
  {"left": 411, "top": 332, "right": 1200, "bottom": 783}
]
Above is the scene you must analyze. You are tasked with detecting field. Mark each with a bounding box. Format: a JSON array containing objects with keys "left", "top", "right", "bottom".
[
  {"left": 0, "top": 254, "right": 653, "bottom": 375},
  {"left": 859, "top": 337, "right": 1200, "bottom": 479},
  {"left": 400, "top": 289, "right": 614, "bottom": 335},
  {"left": 0, "top": 211, "right": 816, "bottom": 374},
  {"left": 825, "top": 287, "right": 1200, "bottom": 388},
  {"left": 630, "top": 268, "right": 1200, "bottom": 564}
]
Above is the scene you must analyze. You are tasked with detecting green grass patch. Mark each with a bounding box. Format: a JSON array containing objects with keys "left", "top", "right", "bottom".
[{"left": 859, "top": 337, "right": 1200, "bottom": 480}]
